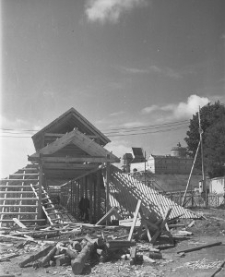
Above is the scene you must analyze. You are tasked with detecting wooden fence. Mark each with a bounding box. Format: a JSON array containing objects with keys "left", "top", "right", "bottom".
[{"left": 164, "top": 191, "right": 225, "bottom": 208}]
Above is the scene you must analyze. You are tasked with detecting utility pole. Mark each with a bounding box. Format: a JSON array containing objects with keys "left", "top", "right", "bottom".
[
  {"left": 198, "top": 106, "right": 208, "bottom": 206},
  {"left": 144, "top": 151, "right": 147, "bottom": 186},
  {"left": 182, "top": 140, "right": 200, "bottom": 206}
]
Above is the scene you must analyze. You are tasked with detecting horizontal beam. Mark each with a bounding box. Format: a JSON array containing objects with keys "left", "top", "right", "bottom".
[
  {"left": 42, "top": 163, "right": 98, "bottom": 170},
  {"left": 0, "top": 212, "right": 38, "bottom": 215},
  {"left": 9, "top": 173, "right": 39, "bottom": 176},
  {"left": 0, "top": 197, "right": 38, "bottom": 200},
  {"left": 40, "top": 157, "right": 114, "bottom": 163},
  {"left": 1, "top": 205, "right": 38, "bottom": 207},
  {"left": 0, "top": 185, "right": 32, "bottom": 188},
  {"left": 0, "top": 191, "right": 34, "bottom": 194},
  {"left": 45, "top": 133, "right": 97, "bottom": 139},
  {"left": 0, "top": 179, "right": 39, "bottom": 182}
]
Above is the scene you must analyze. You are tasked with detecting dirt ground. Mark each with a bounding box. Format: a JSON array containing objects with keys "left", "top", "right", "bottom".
[{"left": 1, "top": 207, "right": 225, "bottom": 277}]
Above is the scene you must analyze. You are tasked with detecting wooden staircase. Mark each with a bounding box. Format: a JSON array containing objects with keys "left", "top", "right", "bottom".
[
  {"left": 30, "top": 184, "right": 62, "bottom": 225},
  {"left": 0, "top": 164, "right": 62, "bottom": 227}
]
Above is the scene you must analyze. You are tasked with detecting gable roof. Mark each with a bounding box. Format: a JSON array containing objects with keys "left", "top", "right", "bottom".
[
  {"left": 29, "top": 129, "right": 119, "bottom": 180},
  {"left": 32, "top": 108, "right": 110, "bottom": 151},
  {"left": 30, "top": 128, "right": 119, "bottom": 161}
]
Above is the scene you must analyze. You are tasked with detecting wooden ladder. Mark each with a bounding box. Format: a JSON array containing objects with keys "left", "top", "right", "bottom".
[{"left": 30, "top": 184, "right": 62, "bottom": 225}]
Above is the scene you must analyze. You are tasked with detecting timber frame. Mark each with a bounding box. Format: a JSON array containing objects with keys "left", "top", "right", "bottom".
[{"left": 28, "top": 108, "right": 119, "bottom": 223}]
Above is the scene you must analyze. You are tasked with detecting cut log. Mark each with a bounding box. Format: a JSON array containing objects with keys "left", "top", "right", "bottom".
[
  {"left": 106, "top": 240, "right": 136, "bottom": 251},
  {"left": 129, "top": 246, "right": 137, "bottom": 265},
  {"left": 19, "top": 245, "right": 53, "bottom": 268},
  {"left": 41, "top": 245, "right": 58, "bottom": 266},
  {"left": 25, "top": 230, "right": 60, "bottom": 239},
  {"left": 71, "top": 241, "right": 82, "bottom": 252},
  {"left": 177, "top": 241, "right": 222, "bottom": 254},
  {"left": 0, "top": 253, "right": 19, "bottom": 262},
  {"left": 66, "top": 246, "right": 78, "bottom": 259},
  {"left": 143, "top": 255, "right": 155, "bottom": 264},
  {"left": 71, "top": 242, "right": 94, "bottom": 275},
  {"left": 55, "top": 254, "right": 71, "bottom": 266},
  {"left": 84, "top": 235, "right": 104, "bottom": 248}
]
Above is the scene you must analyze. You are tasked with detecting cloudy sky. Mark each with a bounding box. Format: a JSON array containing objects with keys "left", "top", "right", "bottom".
[{"left": 1, "top": 0, "right": 225, "bottom": 177}]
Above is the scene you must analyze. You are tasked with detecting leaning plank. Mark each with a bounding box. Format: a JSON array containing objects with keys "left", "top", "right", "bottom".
[
  {"left": 210, "top": 259, "right": 225, "bottom": 277},
  {"left": 71, "top": 242, "right": 95, "bottom": 275},
  {"left": 19, "top": 245, "right": 53, "bottom": 268},
  {"left": 128, "top": 200, "right": 141, "bottom": 241},
  {"left": 177, "top": 241, "right": 222, "bottom": 254},
  {"left": 12, "top": 218, "right": 27, "bottom": 229},
  {"left": 95, "top": 207, "right": 120, "bottom": 225},
  {"left": 0, "top": 234, "right": 34, "bottom": 241},
  {"left": 151, "top": 208, "right": 172, "bottom": 244}
]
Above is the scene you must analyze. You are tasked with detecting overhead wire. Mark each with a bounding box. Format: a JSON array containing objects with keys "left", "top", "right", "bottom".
[{"left": 0, "top": 119, "right": 189, "bottom": 138}]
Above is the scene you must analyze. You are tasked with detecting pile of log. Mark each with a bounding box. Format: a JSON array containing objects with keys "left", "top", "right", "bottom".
[{"left": 18, "top": 235, "right": 139, "bottom": 275}]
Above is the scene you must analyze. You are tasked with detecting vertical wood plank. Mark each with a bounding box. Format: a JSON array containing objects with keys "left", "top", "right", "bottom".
[
  {"left": 105, "top": 155, "right": 110, "bottom": 224},
  {"left": 38, "top": 161, "right": 43, "bottom": 221}
]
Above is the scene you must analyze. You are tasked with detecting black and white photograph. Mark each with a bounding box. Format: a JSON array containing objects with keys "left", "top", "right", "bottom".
[{"left": 0, "top": 1, "right": 225, "bottom": 276}]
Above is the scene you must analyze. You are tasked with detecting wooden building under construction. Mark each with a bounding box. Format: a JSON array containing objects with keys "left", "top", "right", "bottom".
[
  {"left": 0, "top": 108, "right": 199, "bottom": 228},
  {"left": 0, "top": 108, "right": 120, "bottom": 226}
]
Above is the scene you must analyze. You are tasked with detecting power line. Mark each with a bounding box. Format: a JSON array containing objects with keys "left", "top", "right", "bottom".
[
  {"left": 0, "top": 119, "right": 189, "bottom": 135},
  {"left": 107, "top": 125, "right": 187, "bottom": 137},
  {"left": 0, "top": 124, "right": 187, "bottom": 139}
]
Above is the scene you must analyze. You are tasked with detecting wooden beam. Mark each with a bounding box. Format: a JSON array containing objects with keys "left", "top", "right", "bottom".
[
  {"left": 71, "top": 165, "right": 103, "bottom": 182},
  {"left": 95, "top": 207, "right": 118, "bottom": 225},
  {"left": 42, "top": 163, "right": 98, "bottom": 170},
  {"left": 177, "top": 241, "right": 222, "bottom": 254},
  {"left": 70, "top": 131, "right": 119, "bottom": 162},
  {"left": 128, "top": 200, "right": 142, "bottom": 241},
  {"left": 31, "top": 130, "right": 78, "bottom": 157},
  {"left": 105, "top": 155, "right": 110, "bottom": 224},
  {"left": 40, "top": 156, "right": 116, "bottom": 163},
  {"left": 45, "top": 133, "right": 97, "bottom": 139},
  {"left": 37, "top": 163, "right": 43, "bottom": 222}
]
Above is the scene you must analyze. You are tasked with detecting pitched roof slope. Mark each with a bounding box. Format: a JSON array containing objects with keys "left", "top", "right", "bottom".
[
  {"left": 103, "top": 165, "right": 199, "bottom": 220},
  {"left": 32, "top": 107, "right": 110, "bottom": 151}
]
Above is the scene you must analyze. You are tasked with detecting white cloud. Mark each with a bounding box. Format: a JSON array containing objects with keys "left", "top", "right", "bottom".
[
  {"left": 174, "top": 95, "right": 209, "bottom": 119},
  {"left": 149, "top": 65, "right": 181, "bottom": 79},
  {"left": 105, "top": 140, "right": 131, "bottom": 166},
  {"left": 85, "top": 0, "right": 147, "bottom": 23},
  {"left": 142, "top": 95, "right": 210, "bottom": 119},
  {"left": 120, "top": 66, "right": 150, "bottom": 74},
  {"left": 141, "top": 105, "right": 159, "bottom": 114},
  {"left": 109, "top": 111, "right": 125, "bottom": 117},
  {"left": 122, "top": 121, "right": 146, "bottom": 128}
]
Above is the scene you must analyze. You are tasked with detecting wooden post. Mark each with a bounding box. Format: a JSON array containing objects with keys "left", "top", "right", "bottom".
[
  {"left": 38, "top": 158, "right": 43, "bottom": 221},
  {"left": 97, "top": 170, "right": 101, "bottom": 220},
  {"left": 128, "top": 200, "right": 141, "bottom": 241},
  {"left": 198, "top": 106, "right": 208, "bottom": 207},
  {"left": 182, "top": 140, "right": 200, "bottom": 206},
  {"left": 105, "top": 154, "right": 110, "bottom": 225},
  {"left": 88, "top": 175, "right": 93, "bottom": 223}
]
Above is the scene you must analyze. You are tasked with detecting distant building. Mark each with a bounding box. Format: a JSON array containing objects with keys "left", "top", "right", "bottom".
[
  {"left": 209, "top": 176, "right": 225, "bottom": 194},
  {"left": 122, "top": 147, "right": 146, "bottom": 173},
  {"left": 126, "top": 143, "right": 195, "bottom": 175},
  {"left": 138, "top": 154, "right": 193, "bottom": 174}
]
